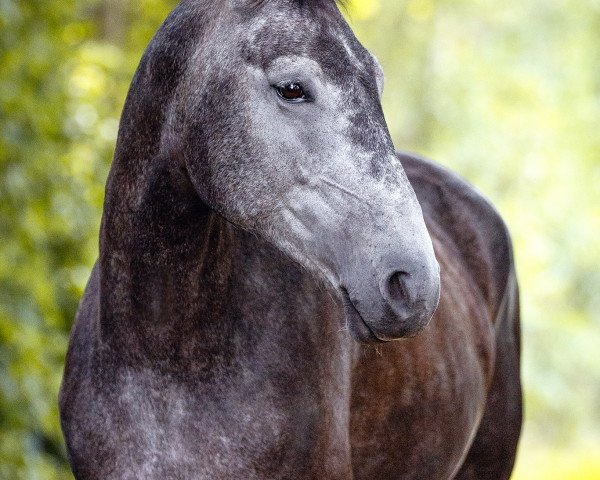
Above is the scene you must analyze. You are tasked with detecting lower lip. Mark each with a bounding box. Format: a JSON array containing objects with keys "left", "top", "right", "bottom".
[{"left": 340, "top": 288, "right": 384, "bottom": 343}]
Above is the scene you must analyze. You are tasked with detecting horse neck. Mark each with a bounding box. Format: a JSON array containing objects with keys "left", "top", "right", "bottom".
[
  {"left": 97, "top": 155, "right": 351, "bottom": 376},
  {"left": 96, "top": 160, "right": 355, "bottom": 472}
]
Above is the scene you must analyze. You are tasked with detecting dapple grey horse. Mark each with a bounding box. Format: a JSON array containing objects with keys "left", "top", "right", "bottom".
[{"left": 60, "top": 0, "right": 521, "bottom": 478}]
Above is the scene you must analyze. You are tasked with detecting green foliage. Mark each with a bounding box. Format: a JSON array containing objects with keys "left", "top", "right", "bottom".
[
  {"left": 0, "top": 1, "right": 176, "bottom": 477},
  {"left": 0, "top": 0, "right": 598, "bottom": 478}
]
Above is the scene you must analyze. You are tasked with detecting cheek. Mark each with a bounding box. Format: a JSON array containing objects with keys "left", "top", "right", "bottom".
[
  {"left": 183, "top": 99, "right": 255, "bottom": 209},
  {"left": 247, "top": 97, "right": 306, "bottom": 164}
]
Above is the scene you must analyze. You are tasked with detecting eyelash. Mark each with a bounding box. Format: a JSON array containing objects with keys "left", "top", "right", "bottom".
[{"left": 273, "top": 82, "right": 312, "bottom": 103}]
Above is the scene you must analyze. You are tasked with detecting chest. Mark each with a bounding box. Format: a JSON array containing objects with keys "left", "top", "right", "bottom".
[{"left": 349, "top": 290, "right": 495, "bottom": 479}]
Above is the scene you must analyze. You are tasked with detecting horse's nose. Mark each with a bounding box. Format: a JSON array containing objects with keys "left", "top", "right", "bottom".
[{"left": 377, "top": 260, "right": 440, "bottom": 338}]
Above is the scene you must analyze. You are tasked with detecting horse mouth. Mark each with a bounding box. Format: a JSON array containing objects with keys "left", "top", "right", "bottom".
[{"left": 340, "top": 288, "right": 386, "bottom": 343}]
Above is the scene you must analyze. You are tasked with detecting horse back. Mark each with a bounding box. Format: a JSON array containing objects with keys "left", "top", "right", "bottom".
[{"left": 400, "top": 152, "right": 515, "bottom": 323}]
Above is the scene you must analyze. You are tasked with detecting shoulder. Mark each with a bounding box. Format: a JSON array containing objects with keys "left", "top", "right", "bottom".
[{"left": 398, "top": 151, "right": 515, "bottom": 317}]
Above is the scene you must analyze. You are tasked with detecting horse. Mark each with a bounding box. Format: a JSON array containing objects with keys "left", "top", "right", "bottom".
[{"left": 59, "top": 0, "right": 522, "bottom": 478}]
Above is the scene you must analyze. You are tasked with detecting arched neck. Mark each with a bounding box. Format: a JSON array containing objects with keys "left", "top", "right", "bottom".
[
  {"left": 96, "top": 155, "right": 346, "bottom": 377},
  {"left": 98, "top": 155, "right": 232, "bottom": 362}
]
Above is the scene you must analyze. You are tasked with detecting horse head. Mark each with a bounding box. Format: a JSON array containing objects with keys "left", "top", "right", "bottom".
[{"left": 120, "top": 0, "right": 440, "bottom": 342}]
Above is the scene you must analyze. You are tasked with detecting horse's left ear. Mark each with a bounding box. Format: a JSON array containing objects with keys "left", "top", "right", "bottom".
[{"left": 369, "top": 51, "right": 385, "bottom": 97}]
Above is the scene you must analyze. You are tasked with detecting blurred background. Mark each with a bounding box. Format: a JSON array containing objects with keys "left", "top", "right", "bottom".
[{"left": 0, "top": 0, "right": 599, "bottom": 478}]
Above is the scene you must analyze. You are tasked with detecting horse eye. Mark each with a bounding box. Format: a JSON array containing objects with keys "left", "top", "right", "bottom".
[{"left": 275, "top": 82, "right": 306, "bottom": 102}]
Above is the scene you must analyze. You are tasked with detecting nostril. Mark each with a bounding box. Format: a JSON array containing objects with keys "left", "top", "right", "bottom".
[{"left": 386, "top": 271, "right": 410, "bottom": 304}]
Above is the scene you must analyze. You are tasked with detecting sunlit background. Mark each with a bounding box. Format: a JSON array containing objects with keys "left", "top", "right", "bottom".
[{"left": 1, "top": 0, "right": 599, "bottom": 478}]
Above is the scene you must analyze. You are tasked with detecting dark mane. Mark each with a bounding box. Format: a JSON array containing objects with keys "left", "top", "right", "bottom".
[
  {"left": 297, "top": 0, "right": 347, "bottom": 7},
  {"left": 244, "top": 0, "right": 346, "bottom": 10}
]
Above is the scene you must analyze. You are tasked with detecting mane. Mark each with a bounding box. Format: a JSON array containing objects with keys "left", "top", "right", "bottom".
[
  {"left": 296, "top": 0, "right": 347, "bottom": 6},
  {"left": 245, "top": 0, "right": 346, "bottom": 10}
]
